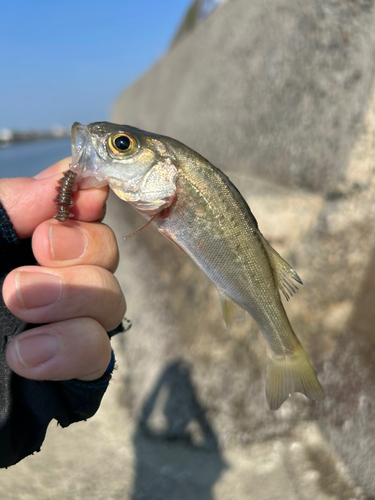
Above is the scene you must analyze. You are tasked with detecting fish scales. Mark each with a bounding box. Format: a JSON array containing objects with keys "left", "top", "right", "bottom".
[
  {"left": 160, "top": 156, "right": 294, "bottom": 350},
  {"left": 63, "top": 121, "right": 324, "bottom": 410}
]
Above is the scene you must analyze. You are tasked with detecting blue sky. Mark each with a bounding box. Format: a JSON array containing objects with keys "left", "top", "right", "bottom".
[{"left": 0, "top": 0, "right": 192, "bottom": 130}]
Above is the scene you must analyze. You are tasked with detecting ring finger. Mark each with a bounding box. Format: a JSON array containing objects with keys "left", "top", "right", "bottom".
[{"left": 6, "top": 317, "right": 112, "bottom": 381}]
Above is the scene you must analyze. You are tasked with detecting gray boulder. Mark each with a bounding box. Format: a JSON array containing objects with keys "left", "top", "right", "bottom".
[{"left": 111, "top": 0, "right": 375, "bottom": 497}]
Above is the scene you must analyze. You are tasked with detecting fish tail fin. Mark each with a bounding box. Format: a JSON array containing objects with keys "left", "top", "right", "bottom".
[{"left": 265, "top": 348, "right": 324, "bottom": 410}]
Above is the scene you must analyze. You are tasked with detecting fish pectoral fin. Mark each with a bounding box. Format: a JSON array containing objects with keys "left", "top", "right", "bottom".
[
  {"left": 124, "top": 212, "right": 162, "bottom": 240},
  {"left": 219, "top": 294, "right": 246, "bottom": 330},
  {"left": 260, "top": 235, "right": 302, "bottom": 301},
  {"left": 265, "top": 348, "right": 324, "bottom": 410}
]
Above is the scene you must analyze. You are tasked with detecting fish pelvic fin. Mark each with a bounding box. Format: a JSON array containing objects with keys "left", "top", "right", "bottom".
[
  {"left": 265, "top": 348, "right": 324, "bottom": 410},
  {"left": 219, "top": 294, "right": 246, "bottom": 330},
  {"left": 260, "top": 235, "right": 302, "bottom": 301}
]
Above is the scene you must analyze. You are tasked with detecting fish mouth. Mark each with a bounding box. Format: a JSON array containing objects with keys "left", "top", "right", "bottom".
[
  {"left": 70, "top": 122, "right": 110, "bottom": 188},
  {"left": 71, "top": 122, "right": 90, "bottom": 167}
]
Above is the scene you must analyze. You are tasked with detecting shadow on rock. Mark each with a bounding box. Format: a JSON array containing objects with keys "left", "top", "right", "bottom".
[{"left": 131, "top": 359, "right": 228, "bottom": 500}]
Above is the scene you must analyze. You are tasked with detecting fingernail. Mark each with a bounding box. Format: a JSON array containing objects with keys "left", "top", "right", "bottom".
[
  {"left": 33, "top": 171, "right": 56, "bottom": 180},
  {"left": 49, "top": 224, "right": 88, "bottom": 261},
  {"left": 14, "top": 334, "right": 59, "bottom": 367},
  {"left": 16, "top": 272, "right": 62, "bottom": 309}
]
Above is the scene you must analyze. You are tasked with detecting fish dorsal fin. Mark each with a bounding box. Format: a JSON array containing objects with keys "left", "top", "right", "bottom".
[
  {"left": 219, "top": 294, "right": 246, "bottom": 329},
  {"left": 260, "top": 235, "right": 302, "bottom": 301}
]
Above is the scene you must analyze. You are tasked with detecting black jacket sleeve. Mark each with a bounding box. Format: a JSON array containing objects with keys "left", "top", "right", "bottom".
[{"left": 0, "top": 202, "right": 126, "bottom": 468}]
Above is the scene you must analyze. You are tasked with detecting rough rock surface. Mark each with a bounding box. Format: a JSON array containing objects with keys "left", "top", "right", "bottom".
[
  {"left": 113, "top": 0, "right": 375, "bottom": 194},
  {"left": 112, "top": 0, "right": 375, "bottom": 496}
]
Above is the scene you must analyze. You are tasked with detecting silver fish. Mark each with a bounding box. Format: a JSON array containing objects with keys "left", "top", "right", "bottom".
[{"left": 67, "top": 121, "right": 324, "bottom": 410}]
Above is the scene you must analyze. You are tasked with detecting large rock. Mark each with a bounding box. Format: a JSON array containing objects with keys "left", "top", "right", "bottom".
[
  {"left": 111, "top": 0, "right": 375, "bottom": 496},
  {"left": 113, "top": 0, "right": 375, "bottom": 193}
]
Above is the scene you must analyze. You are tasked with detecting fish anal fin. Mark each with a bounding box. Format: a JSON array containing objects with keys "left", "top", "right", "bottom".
[
  {"left": 260, "top": 235, "right": 302, "bottom": 301},
  {"left": 265, "top": 349, "right": 324, "bottom": 410},
  {"left": 219, "top": 294, "right": 246, "bottom": 330}
]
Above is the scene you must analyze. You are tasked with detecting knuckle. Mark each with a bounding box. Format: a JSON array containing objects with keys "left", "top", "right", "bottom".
[
  {"left": 96, "top": 224, "right": 119, "bottom": 271},
  {"left": 84, "top": 268, "right": 126, "bottom": 330}
]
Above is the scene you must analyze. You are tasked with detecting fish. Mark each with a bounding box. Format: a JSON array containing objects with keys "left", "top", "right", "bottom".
[{"left": 66, "top": 121, "right": 324, "bottom": 410}]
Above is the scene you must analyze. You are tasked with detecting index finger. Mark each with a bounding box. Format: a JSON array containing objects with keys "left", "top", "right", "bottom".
[{"left": 0, "top": 157, "right": 109, "bottom": 239}]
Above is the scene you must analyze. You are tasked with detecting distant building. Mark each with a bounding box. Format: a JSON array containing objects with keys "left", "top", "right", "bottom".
[
  {"left": 0, "top": 128, "right": 13, "bottom": 143},
  {"left": 51, "top": 124, "right": 68, "bottom": 137},
  {"left": 0, "top": 126, "right": 69, "bottom": 145}
]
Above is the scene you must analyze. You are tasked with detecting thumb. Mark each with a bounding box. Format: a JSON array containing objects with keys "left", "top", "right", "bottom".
[
  {"left": 0, "top": 157, "right": 109, "bottom": 239},
  {"left": 0, "top": 158, "right": 72, "bottom": 239}
]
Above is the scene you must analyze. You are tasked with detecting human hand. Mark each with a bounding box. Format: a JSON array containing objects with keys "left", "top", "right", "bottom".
[{"left": 1, "top": 158, "right": 126, "bottom": 381}]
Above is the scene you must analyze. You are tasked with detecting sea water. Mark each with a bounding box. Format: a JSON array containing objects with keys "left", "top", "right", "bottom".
[{"left": 0, "top": 138, "right": 71, "bottom": 179}]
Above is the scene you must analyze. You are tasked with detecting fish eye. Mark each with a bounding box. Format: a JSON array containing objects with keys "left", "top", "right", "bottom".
[
  {"left": 107, "top": 133, "right": 136, "bottom": 157},
  {"left": 115, "top": 135, "right": 130, "bottom": 150}
]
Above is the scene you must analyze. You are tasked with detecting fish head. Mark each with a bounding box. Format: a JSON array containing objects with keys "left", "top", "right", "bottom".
[{"left": 70, "top": 121, "right": 179, "bottom": 214}]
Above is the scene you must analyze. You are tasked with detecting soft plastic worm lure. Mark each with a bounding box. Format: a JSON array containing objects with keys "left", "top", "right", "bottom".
[
  {"left": 53, "top": 168, "right": 161, "bottom": 237},
  {"left": 54, "top": 170, "right": 77, "bottom": 222}
]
